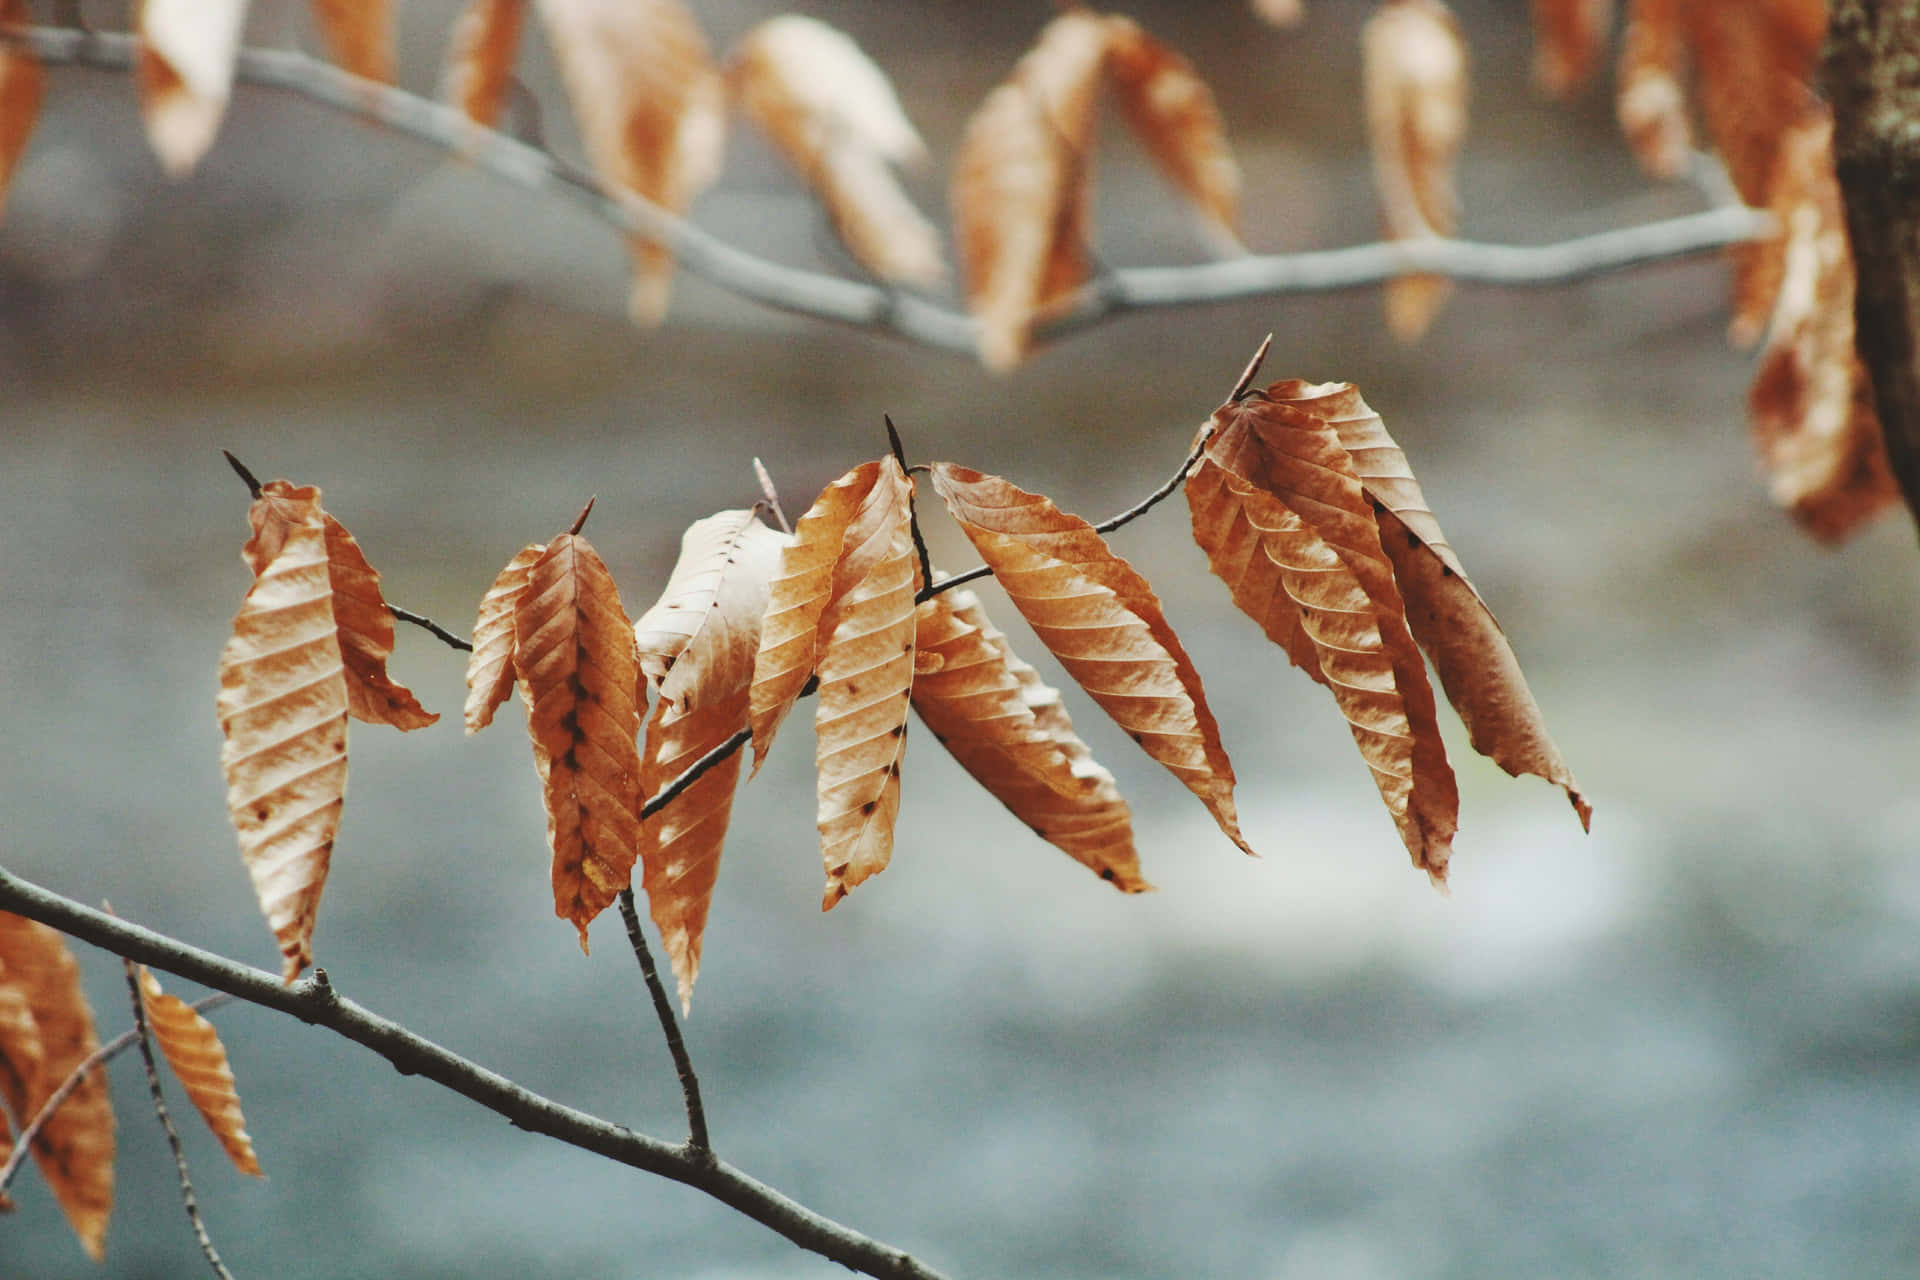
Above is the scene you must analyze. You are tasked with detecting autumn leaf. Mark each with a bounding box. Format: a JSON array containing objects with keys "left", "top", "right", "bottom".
[
  {"left": 914, "top": 586, "right": 1147, "bottom": 890},
  {"left": 242, "top": 480, "right": 436, "bottom": 732},
  {"left": 219, "top": 506, "right": 349, "bottom": 981},
  {"left": 465, "top": 542, "right": 546, "bottom": 733},
  {"left": 1103, "top": 15, "right": 1242, "bottom": 252},
  {"left": 729, "top": 15, "right": 945, "bottom": 287},
  {"left": 0, "top": 914, "right": 113, "bottom": 1260},
  {"left": 136, "top": 0, "right": 250, "bottom": 178},
  {"left": 309, "top": 0, "right": 393, "bottom": 82},
  {"left": 1200, "top": 390, "right": 1458, "bottom": 878},
  {"left": 136, "top": 968, "right": 262, "bottom": 1177},
  {"left": 631, "top": 510, "right": 783, "bottom": 1009},
  {"left": 1748, "top": 110, "right": 1900, "bottom": 542},
  {"left": 0, "top": 0, "right": 44, "bottom": 225},
  {"left": 514, "top": 529, "right": 644, "bottom": 947},
  {"left": 1362, "top": 0, "right": 1469, "bottom": 341},
  {"left": 952, "top": 10, "right": 1110, "bottom": 371},
  {"left": 1530, "top": 0, "right": 1614, "bottom": 98},
  {"left": 931, "top": 462, "right": 1248, "bottom": 855},
  {"left": 1615, "top": 0, "right": 1689, "bottom": 180},
  {"left": 534, "top": 0, "right": 726, "bottom": 324},
  {"left": 446, "top": 0, "right": 528, "bottom": 127}
]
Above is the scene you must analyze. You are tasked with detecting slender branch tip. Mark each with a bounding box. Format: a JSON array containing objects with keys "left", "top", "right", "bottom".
[
  {"left": 568, "top": 497, "right": 596, "bottom": 537},
  {"left": 1228, "top": 334, "right": 1274, "bottom": 401},
  {"left": 221, "top": 451, "right": 263, "bottom": 500}
]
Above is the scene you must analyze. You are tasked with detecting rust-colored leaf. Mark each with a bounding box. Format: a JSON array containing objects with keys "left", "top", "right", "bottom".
[
  {"left": 914, "top": 586, "right": 1146, "bottom": 890},
  {"left": 534, "top": 0, "right": 726, "bottom": 324},
  {"left": 218, "top": 505, "right": 348, "bottom": 981},
  {"left": 1261, "top": 379, "right": 1590, "bottom": 828},
  {"left": 242, "top": 480, "right": 436, "bottom": 732},
  {"left": 513, "top": 531, "right": 644, "bottom": 946},
  {"left": 446, "top": 0, "right": 529, "bottom": 128},
  {"left": 1749, "top": 109, "right": 1900, "bottom": 542},
  {"left": 136, "top": 0, "right": 250, "bottom": 178},
  {"left": 136, "top": 968, "right": 262, "bottom": 1177},
  {"left": 931, "top": 462, "right": 1248, "bottom": 854},
  {"left": 1103, "top": 15, "right": 1242, "bottom": 251},
  {"left": 1202, "top": 391, "right": 1458, "bottom": 878},
  {"left": 0, "top": 914, "right": 113, "bottom": 1260},
  {"left": 952, "top": 11, "right": 1110, "bottom": 370},
  {"left": 1615, "top": 0, "right": 1690, "bottom": 180},
  {"left": 465, "top": 542, "right": 547, "bottom": 733},
  {"left": 0, "top": 0, "right": 45, "bottom": 226},
  {"left": 309, "top": 0, "right": 394, "bottom": 82},
  {"left": 1531, "top": 0, "right": 1614, "bottom": 97},
  {"left": 730, "top": 15, "right": 944, "bottom": 286},
  {"left": 632, "top": 510, "right": 783, "bottom": 1009},
  {"left": 1362, "top": 0, "right": 1469, "bottom": 341}
]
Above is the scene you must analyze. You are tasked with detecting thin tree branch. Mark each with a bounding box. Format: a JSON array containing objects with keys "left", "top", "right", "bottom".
[
  {"left": 0, "top": 993, "right": 233, "bottom": 1197},
  {"left": 886, "top": 417, "right": 937, "bottom": 593},
  {"left": 386, "top": 605, "right": 473, "bottom": 652},
  {"left": 641, "top": 729, "right": 752, "bottom": 821},
  {"left": 10, "top": 26, "right": 1770, "bottom": 360},
  {"left": 122, "top": 962, "right": 237, "bottom": 1280},
  {"left": 615, "top": 889, "right": 710, "bottom": 1152},
  {"left": 0, "top": 869, "right": 948, "bottom": 1280},
  {"left": 753, "top": 458, "right": 793, "bottom": 535}
]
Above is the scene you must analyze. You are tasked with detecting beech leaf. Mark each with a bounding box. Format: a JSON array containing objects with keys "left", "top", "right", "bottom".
[
  {"left": 931, "top": 462, "right": 1248, "bottom": 855},
  {"left": 1103, "top": 15, "right": 1242, "bottom": 252},
  {"left": 218, "top": 504, "right": 349, "bottom": 981},
  {"left": 445, "top": 0, "right": 529, "bottom": 128},
  {"left": 730, "top": 15, "right": 945, "bottom": 286},
  {"left": 0, "top": 0, "right": 45, "bottom": 226},
  {"left": 1362, "top": 0, "right": 1469, "bottom": 341},
  {"left": 534, "top": 0, "right": 726, "bottom": 324},
  {"left": 632, "top": 510, "right": 783, "bottom": 1009},
  {"left": 513, "top": 531, "right": 644, "bottom": 947},
  {"left": 0, "top": 914, "right": 114, "bottom": 1260},
  {"left": 136, "top": 0, "right": 249, "bottom": 178},
  {"left": 308, "top": 0, "right": 394, "bottom": 82},
  {"left": 1615, "top": 0, "right": 1690, "bottom": 181},
  {"left": 914, "top": 586, "right": 1147, "bottom": 891},
  {"left": 137, "top": 968, "right": 262, "bottom": 1177},
  {"left": 1530, "top": 0, "right": 1614, "bottom": 97},
  {"left": 465, "top": 542, "right": 547, "bottom": 733}
]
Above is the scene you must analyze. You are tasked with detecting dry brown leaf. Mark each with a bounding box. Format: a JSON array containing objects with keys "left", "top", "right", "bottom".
[
  {"left": 812, "top": 457, "right": 918, "bottom": 908},
  {"left": 465, "top": 542, "right": 547, "bottom": 733},
  {"left": 914, "top": 586, "right": 1146, "bottom": 890},
  {"left": 952, "top": 11, "right": 1110, "bottom": 370},
  {"left": 242, "top": 480, "right": 436, "bottom": 732},
  {"left": 1103, "top": 15, "right": 1242, "bottom": 251},
  {"left": 0, "top": 914, "right": 113, "bottom": 1260},
  {"left": 136, "top": 968, "right": 262, "bottom": 1177},
  {"left": 1252, "top": 0, "right": 1307, "bottom": 28},
  {"left": 218, "top": 506, "right": 349, "bottom": 981},
  {"left": 1362, "top": 0, "right": 1469, "bottom": 341},
  {"left": 514, "top": 531, "right": 644, "bottom": 947},
  {"left": 931, "top": 462, "right": 1249, "bottom": 855},
  {"left": 632, "top": 510, "right": 783, "bottom": 1009},
  {"left": 0, "top": 0, "right": 45, "bottom": 226},
  {"left": 0, "top": 952, "right": 45, "bottom": 1150},
  {"left": 749, "top": 462, "right": 880, "bottom": 770},
  {"left": 534, "top": 0, "right": 726, "bottom": 324},
  {"left": 446, "top": 0, "right": 530, "bottom": 128},
  {"left": 309, "top": 0, "right": 394, "bottom": 82},
  {"left": 1204, "top": 392, "right": 1458, "bottom": 878},
  {"left": 730, "top": 15, "right": 945, "bottom": 286},
  {"left": 1262, "top": 379, "right": 1590, "bottom": 828},
  {"left": 137, "top": 0, "right": 250, "bottom": 178},
  {"left": 1531, "top": 0, "right": 1615, "bottom": 97},
  {"left": 1615, "top": 0, "right": 1690, "bottom": 180},
  {"left": 1749, "top": 110, "right": 1900, "bottom": 542}
]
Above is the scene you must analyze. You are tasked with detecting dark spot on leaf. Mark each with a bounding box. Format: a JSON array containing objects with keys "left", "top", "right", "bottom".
[
  {"left": 255, "top": 804, "right": 270, "bottom": 822},
  {"left": 1440, "top": 564, "right": 1456, "bottom": 578},
  {"left": 846, "top": 681, "right": 859, "bottom": 695},
  {"left": 831, "top": 861, "right": 850, "bottom": 878},
  {"left": 1100, "top": 867, "right": 1117, "bottom": 882},
  {"left": 861, "top": 801, "right": 876, "bottom": 816},
  {"left": 1130, "top": 732, "right": 1142, "bottom": 744},
  {"left": 1405, "top": 528, "right": 1419, "bottom": 548},
  {"left": 890, "top": 724, "right": 904, "bottom": 737}
]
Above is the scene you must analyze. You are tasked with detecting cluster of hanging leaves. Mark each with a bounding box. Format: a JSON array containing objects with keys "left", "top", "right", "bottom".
[{"left": 0, "top": 913, "right": 260, "bottom": 1261}]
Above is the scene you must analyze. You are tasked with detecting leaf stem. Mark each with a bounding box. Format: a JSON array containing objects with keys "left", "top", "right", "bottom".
[
  {"left": 616, "top": 890, "right": 710, "bottom": 1152},
  {"left": 386, "top": 605, "right": 474, "bottom": 652}
]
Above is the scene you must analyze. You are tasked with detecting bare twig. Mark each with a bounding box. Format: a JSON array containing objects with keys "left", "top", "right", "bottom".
[
  {"left": 0, "top": 869, "right": 949, "bottom": 1280},
  {"left": 9, "top": 26, "right": 1770, "bottom": 361},
  {"left": 123, "top": 962, "right": 237, "bottom": 1280},
  {"left": 615, "top": 890, "right": 710, "bottom": 1151},
  {"left": 0, "top": 993, "right": 233, "bottom": 1198},
  {"left": 753, "top": 458, "right": 793, "bottom": 535},
  {"left": 886, "top": 417, "right": 937, "bottom": 593},
  {"left": 220, "top": 451, "right": 263, "bottom": 501},
  {"left": 642, "top": 729, "right": 753, "bottom": 820},
  {"left": 386, "top": 605, "right": 474, "bottom": 652}
]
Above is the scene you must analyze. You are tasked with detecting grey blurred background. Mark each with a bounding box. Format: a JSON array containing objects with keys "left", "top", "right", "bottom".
[{"left": 6, "top": 1, "right": 1920, "bottom": 1277}]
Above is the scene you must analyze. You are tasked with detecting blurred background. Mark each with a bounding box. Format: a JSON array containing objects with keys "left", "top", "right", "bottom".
[{"left": 5, "top": 1, "right": 1920, "bottom": 1276}]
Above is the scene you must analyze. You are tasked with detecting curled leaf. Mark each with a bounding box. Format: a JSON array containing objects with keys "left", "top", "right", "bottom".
[
  {"left": 137, "top": 968, "right": 262, "bottom": 1177},
  {"left": 1104, "top": 15, "right": 1242, "bottom": 251},
  {"left": 931, "top": 462, "right": 1248, "bottom": 854},
  {"left": 514, "top": 531, "right": 644, "bottom": 946},
  {"left": 914, "top": 587, "right": 1146, "bottom": 890},
  {"left": 309, "top": 0, "right": 394, "bottom": 82},
  {"left": 218, "top": 506, "right": 349, "bottom": 981},
  {"left": 0, "top": 0, "right": 45, "bottom": 226},
  {"left": 465, "top": 542, "right": 547, "bottom": 733},
  {"left": 635, "top": 510, "right": 788, "bottom": 689},
  {"left": 445, "top": 0, "right": 530, "bottom": 128},
  {"left": 0, "top": 914, "right": 113, "bottom": 1260},
  {"left": 730, "top": 15, "right": 944, "bottom": 286},
  {"left": 137, "top": 0, "right": 250, "bottom": 178}
]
